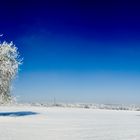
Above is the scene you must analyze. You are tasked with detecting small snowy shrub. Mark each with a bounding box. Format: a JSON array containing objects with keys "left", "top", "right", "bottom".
[{"left": 0, "top": 42, "right": 21, "bottom": 104}]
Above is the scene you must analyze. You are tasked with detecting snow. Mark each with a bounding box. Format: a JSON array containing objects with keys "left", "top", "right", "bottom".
[{"left": 0, "top": 106, "right": 140, "bottom": 140}]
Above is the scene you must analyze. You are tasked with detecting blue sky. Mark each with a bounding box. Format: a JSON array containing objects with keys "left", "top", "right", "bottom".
[{"left": 1, "top": 0, "right": 140, "bottom": 104}]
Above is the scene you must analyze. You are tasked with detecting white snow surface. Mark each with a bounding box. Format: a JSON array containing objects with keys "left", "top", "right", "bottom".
[{"left": 0, "top": 106, "right": 140, "bottom": 140}]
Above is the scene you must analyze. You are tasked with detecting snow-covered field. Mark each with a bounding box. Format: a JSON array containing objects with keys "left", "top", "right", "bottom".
[{"left": 0, "top": 106, "right": 140, "bottom": 140}]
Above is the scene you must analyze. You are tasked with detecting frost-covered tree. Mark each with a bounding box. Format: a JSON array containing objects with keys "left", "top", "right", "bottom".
[{"left": 0, "top": 41, "right": 21, "bottom": 104}]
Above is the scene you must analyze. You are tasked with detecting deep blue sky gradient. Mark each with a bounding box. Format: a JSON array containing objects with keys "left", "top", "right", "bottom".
[{"left": 1, "top": 0, "right": 140, "bottom": 103}]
